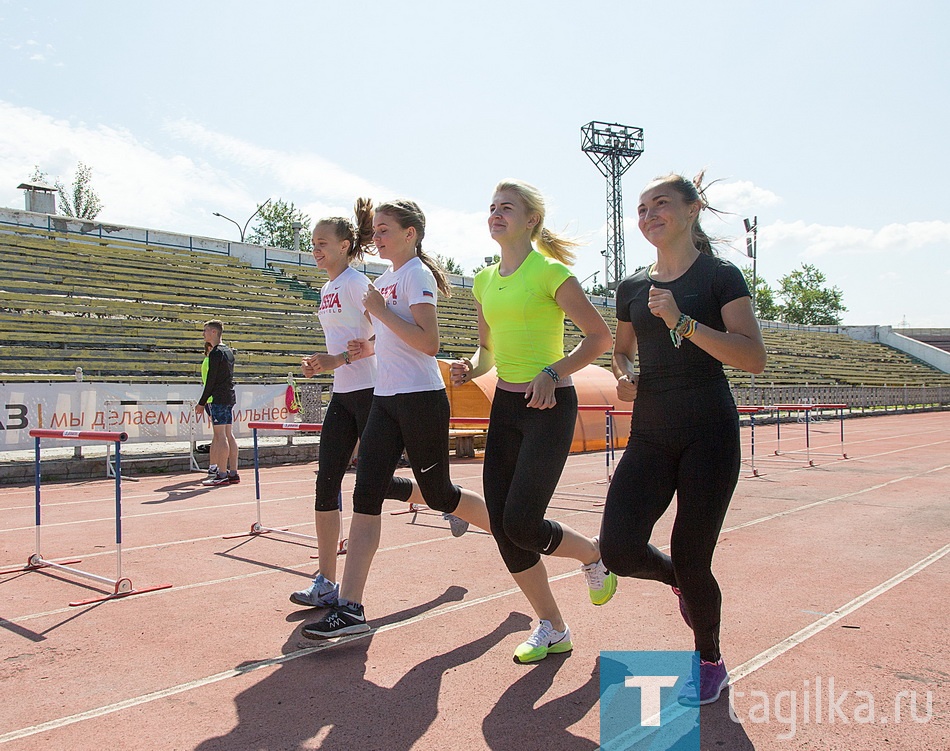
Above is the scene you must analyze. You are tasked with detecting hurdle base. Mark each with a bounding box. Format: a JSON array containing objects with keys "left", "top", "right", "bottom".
[
  {"left": 391, "top": 502, "right": 427, "bottom": 517},
  {"left": 69, "top": 579, "right": 173, "bottom": 607},
  {"left": 0, "top": 555, "right": 84, "bottom": 576},
  {"left": 309, "top": 538, "right": 348, "bottom": 559}
]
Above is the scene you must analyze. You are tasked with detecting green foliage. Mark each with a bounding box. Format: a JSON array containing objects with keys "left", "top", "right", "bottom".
[
  {"left": 245, "top": 199, "right": 312, "bottom": 252},
  {"left": 741, "top": 266, "right": 781, "bottom": 321},
  {"left": 57, "top": 162, "right": 104, "bottom": 219},
  {"left": 29, "top": 163, "right": 103, "bottom": 219},
  {"left": 436, "top": 254, "right": 465, "bottom": 275},
  {"left": 776, "top": 263, "right": 847, "bottom": 325},
  {"left": 471, "top": 254, "right": 500, "bottom": 275}
]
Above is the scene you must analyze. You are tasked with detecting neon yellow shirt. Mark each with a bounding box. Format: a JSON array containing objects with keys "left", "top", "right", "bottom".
[{"left": 473, "top": 250, "right": 572, "bottom": 383}]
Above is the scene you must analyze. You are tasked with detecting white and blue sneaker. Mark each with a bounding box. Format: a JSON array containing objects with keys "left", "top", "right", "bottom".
[{"left": 290, "top": 573, "right": 339, "bottom": 608}]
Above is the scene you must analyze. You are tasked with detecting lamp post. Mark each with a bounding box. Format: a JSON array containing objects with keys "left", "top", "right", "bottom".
[
  {"left": 213, "top": 198, "right": 271, "bottom": 243},
  {"left": 291, "top": 220, "right": 303, "bottom": 253},
  {"left": 743, "top": 216, "right": 758, "bottom": 312}
]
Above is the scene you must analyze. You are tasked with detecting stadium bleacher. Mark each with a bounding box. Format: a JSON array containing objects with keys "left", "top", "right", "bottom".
[{"left": 3, "top": 225, "right": 950, "bottom": 390}]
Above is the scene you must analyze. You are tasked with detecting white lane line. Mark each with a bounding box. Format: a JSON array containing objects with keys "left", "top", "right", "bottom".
[
  {"left": 0, "top": 572, "right": 554, "bottom": 745},
  {"left": 3, "top": 463, "right": 946, "bottom": 626},
  {"left": 729, "top": 542, "right": 950, "bottom": 682},
  {"left": 3, "top": 543, "right": 946, "bottom": 746}
]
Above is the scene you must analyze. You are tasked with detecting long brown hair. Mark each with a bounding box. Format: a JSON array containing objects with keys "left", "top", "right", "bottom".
[
  {"left": 315, "top": 197, "right": 375, "bottom": 263},
  {"left": 494, "top": 179, "right": 582, "bottom": 265},
  {"left": 375, "top": 199, "right": 451, "bottom": 297},
  {"left": 647, "top": 171, "right": 719, "bottom": 256}
]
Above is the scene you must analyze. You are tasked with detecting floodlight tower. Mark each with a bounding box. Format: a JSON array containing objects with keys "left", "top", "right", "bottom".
[{"left": 581, "top": 121, "right": 644, "bottom": 291}]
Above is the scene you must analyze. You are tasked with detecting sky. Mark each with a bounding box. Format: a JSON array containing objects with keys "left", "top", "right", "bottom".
[{"left": 1, "top": 0, "right": 948, "bottom": 327}]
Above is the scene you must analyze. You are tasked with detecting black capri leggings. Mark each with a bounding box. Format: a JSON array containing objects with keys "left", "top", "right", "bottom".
[
  {"left": 352, "top": 389, "right": 461, "bottom": 517},
  {"left": 314, "top": 388, "right": 413, "bottom": 512},
  {"left": 599, "top": 418, "right": 740, "bottom": 662},
  {"left": 483, "top": 386, "right": 577, "bottom": 574}
]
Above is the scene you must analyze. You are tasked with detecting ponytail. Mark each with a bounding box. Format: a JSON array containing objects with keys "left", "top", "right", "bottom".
[
  {"left": 316, "top": 196, "right": 376, "bottom": 263},
  {"left": 376, "top": 199, "right": 452, "bottom": 298},
  {"left": 495, "top": 179, "right": 581, "bottom": 265},
  {"left": 647, "top": 170, "right": 722, "bottom": 256}
]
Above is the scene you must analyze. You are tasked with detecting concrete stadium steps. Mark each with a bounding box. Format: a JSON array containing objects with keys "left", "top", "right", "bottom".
[{"left": 3, "top": 226, "right": 950, "bottom": 389}]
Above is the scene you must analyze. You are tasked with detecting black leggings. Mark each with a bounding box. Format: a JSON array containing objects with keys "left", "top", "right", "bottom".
[
  {"left": 314, "top": 388, "right": 413, "bottom": 512},
  {"left": 483, "top": 387, "right": 577, "bottom": 574},
  {"left": 600, "top": 418, "right": 740, "bottom": 662},
  {"left": 352, "top": 390, "right": 461, "bottom": 516}
]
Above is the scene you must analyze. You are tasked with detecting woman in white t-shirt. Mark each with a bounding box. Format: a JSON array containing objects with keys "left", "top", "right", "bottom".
[
  {"left": 303, "top": 199, "right": 490, "bottom": 639},
  {"left": 291, "top": 199, "right": 436, "bottom": 611}
]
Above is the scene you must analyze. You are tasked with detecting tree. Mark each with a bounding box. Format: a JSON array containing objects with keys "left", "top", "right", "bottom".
[
  {"left": 436, "top": 254, "right": 465, "bottom": 275},
  {"left": 471, "top": 254, "right": 500, "bottom": 275},
  {"left": 776, "top": 263, "right": 847, "bottom": 325},
  {"left": 57, "top": 162, "right": 104, "bottom": 219},
  {"left": 245, "top": 199, "right": 312, "bottom": 252},
  {"left": 29, "top": 163, "right": 103, "bottom": 219},
  {"left": 740, "top": 266, "right": 780, "bottom": 321}
]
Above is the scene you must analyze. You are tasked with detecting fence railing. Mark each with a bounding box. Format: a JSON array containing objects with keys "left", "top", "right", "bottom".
[{"left": 731, "top": 384, "right": 950, "bottom": 412}]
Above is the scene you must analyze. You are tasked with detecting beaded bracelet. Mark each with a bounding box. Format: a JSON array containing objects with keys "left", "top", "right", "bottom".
[
  {"left": 341, "top": 350, "right": 351, "bottom": 365},
  {"left": 542, "top": 365, "right": 560, "bottom": 383},
  {"left": 669, "top": 314, "right": 697, "bottom": 348}
]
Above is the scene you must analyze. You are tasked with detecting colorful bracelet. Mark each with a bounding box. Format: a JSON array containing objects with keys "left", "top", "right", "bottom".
[
  {"left": 669, "top": 314, "right": 697, "bottom": 348},
  {"left": 341, "top": 350, "right": 351, "bottom": 365},
  {"left": 542, "top": 365, "right": 560, "bottom": 384}
]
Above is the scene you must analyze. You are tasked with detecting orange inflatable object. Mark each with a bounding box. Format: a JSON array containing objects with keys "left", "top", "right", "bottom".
[{"left": 438, "top": 360, "right": 630, "bottom": 453}]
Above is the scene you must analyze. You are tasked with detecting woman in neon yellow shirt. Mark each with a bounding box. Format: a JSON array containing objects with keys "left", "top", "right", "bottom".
[{"left": 452, "top": 179, "right": 616, "bottom": 663}]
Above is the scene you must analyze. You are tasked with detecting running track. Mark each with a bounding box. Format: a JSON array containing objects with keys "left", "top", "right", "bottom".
[{"left": 0, "top": 411, "right": 946, "bottom": 750}]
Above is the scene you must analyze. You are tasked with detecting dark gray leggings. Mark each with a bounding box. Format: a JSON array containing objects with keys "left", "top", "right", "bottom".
[
  {"left": 314, "top": 388, "right": 413, "bottom": 512},
  {"left": 599, "top": 419, "right": 740, "bottom": 662},
  {"left": 483, "top": 387, "right": 576, "bottom": 574}
]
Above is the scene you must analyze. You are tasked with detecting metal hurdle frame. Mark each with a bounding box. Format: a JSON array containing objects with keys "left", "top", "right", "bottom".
[
  {"left": 221, "top": 421, "right": 349, "bottom": 554},
  {"left": 769, "top": 403, "right": 850, "bottom": 467},
  {"left": 574, "top": 404, "right": 614, "bottom": 486},
  {"left": 737, "top": 406, "right": 768, "bottom": 477},
  {"left": 104, "top": 398, "right": 201, "bottom": 479},
  {"left": 0, "top": 429, "right": 173, "bottom": 606}
]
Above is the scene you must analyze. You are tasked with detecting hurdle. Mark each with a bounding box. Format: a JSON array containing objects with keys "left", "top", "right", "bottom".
[
  {"left": 223, "top": 421, "right": 346, "bottom": 553},
  {"left": 392, "top": 416, "right": 491, "bottom": 517},
  {"left": 769, "top": 403, "right": 850, "bottom": 466},
  {"left": 104, "top": 398, "right": 201, "bottom": 479},
  {"left": 0, "top": 428, "right": 173, "bottom": 606},
  {"left": 737, "top": 406, "right": 769, "bottom": 477},
  {"left": 576, "top": 404, "right": 614, "bottom": 484}
]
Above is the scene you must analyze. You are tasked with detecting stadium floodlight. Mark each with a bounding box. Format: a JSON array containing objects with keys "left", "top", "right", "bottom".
[
  {"left": 213, "top": 198, "right": 271, "bottom": 243},
  {"left": 582, "top": 121, "right": 644, "bottom": 291},
  {"left": 743, "top": 216, "right": 758, "bottom": 311}
]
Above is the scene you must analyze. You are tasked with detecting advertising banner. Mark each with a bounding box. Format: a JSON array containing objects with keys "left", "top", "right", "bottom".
[{"left": 0, "top": 383, "right": 292, "bottom": 450}]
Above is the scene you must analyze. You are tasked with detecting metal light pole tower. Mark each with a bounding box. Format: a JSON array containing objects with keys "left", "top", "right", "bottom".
[
  {"left": 581, "top": 121, "right": 644, "bottom": 291},
  {"left": 743, "top": 216, "right": 758, "bottom": 312}
]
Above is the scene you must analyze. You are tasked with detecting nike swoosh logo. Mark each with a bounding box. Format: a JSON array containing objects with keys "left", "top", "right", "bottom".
[
  {"left": 420, "top": 463, "right": 438, "bottom": 473},
  {"left": 549, "top": 633, "right": 569, "bottom": 646}
]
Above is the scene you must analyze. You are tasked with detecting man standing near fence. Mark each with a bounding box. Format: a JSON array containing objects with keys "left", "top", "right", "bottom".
[{"left": 195, "top": 319, "right": 239, "bottom": 486}]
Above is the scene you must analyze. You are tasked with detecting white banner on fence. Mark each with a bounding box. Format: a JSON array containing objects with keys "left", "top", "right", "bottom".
[{"left": 0, "top": 383, "right": 293, "bottom": 450}]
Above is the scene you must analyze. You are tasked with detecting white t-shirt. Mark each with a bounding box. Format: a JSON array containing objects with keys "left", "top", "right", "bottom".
[
  {"left": 319, "top": 266, "right": 376, "bottom": 393},
  {"left": 370, "top": 256, "right": 445, "bottom": 396}
]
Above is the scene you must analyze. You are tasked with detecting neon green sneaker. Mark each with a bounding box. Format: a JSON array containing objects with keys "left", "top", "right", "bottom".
[
  {"left": 513, "top": 620, "right": 573, "bottom": 664},
  {"left": 582, "top": 557, "right": 617, "bottom": 606}
]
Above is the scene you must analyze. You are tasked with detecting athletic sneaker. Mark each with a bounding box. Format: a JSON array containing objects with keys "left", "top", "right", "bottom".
[
  {"left": 513, "top": 620, "right": 573, "bottom": 664},
  {"left": 302, "top": 602, "right": 370, "bottom": 639},
  {"left": 207, "top": 464, "right": 218, "bottom": 477},
  {"left": 201, "top": 474, "right": 231, "bottom": 487},
  {"left": 672, "top": 586, "right": 691, "bottom": 629},
  {"left": 228, "top": 473, "right": 241, "bottom": 484},
  {"left": 290, "top": 573, "right": 339, "bottom": 608},
  {"left": 582, "top": 557, "right": 618, "bottom": 606},
  {"left": 678, "top": 658, "right": 729, "bottom": 706},
  {"left": 443, "top": 513, "right": 469, "bottom": 537}
]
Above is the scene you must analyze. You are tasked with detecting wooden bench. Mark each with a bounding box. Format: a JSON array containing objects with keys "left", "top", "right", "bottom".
[{"left": 449, "top": 429, "right": 486, "bottom": 458}]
